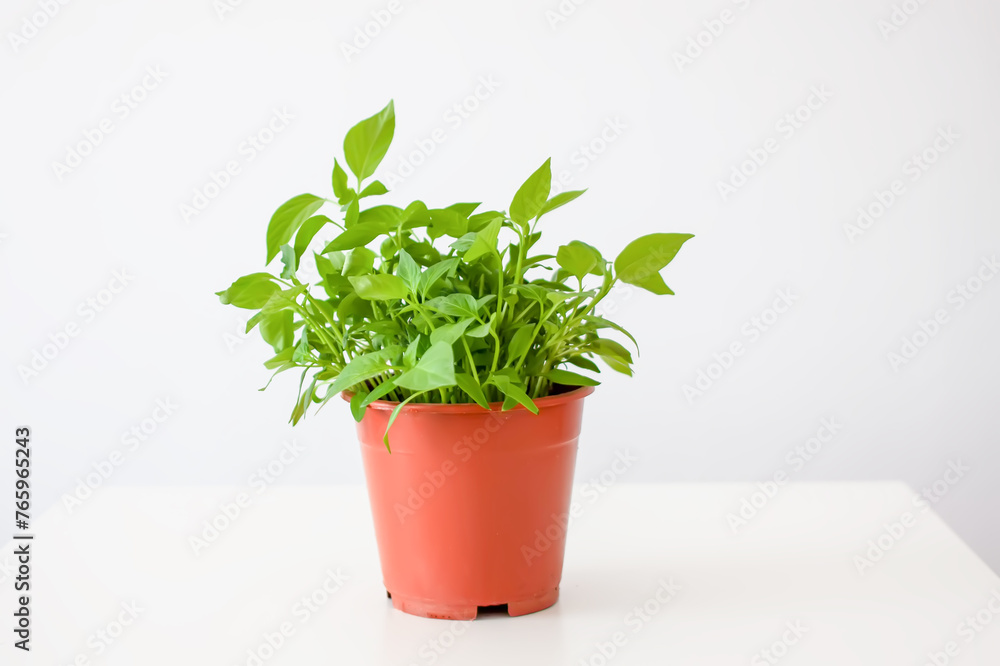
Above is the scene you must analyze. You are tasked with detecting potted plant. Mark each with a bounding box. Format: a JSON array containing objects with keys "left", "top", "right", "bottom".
[{"left": 217, "top": 101, "right": 693, "bottom": 620}]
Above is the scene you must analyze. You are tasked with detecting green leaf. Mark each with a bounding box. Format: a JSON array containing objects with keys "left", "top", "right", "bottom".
[
  {"left": 292, "top": 328, "right": 312, "bottom": 363},
  {"left": 509, "top": 159, "right": 551, "bottom": 225},
  {"left": 588, "top": 338, "right": 633, "bottom": 364},
  {"left": 488, "top": 374, "right": 538, "bottom": 414},
  {"left": 463, "top": 216, "right": 503, "bottom": 263},
  {"left": 403, "top": 335, "right": 423, "bottom": 369},
  {"left": 290, "top": 373, "right": 316, "bottom": 425},
  {"left": 446, "top": 202, "right": 481, "bottom": 217},
  {"left": 449, "top": 233, "right": 477, "bottom": 253},
  {"left": 344, "top": 198, "right": 360, "bottom": 227},
  {"left": 403, "top": 199, "right": 429, "bottom": 220},
  {"left": 279, "top": 244, "right": 297, "bottom": 279},
  {"left": 360, "top": 380, "right": 397, "bottom": 410},
  {"left": 263, "top": 346, "right": 294, "bottom": 370},
  {"left": 341, "top": 247, "right": 376, "bottom": 276},
  {"left": 546, "top": 368, "right": 599, "bottom": 386},
  {"left": 419, "top": 257, "right": 459, "bottom": 296},
  {"left": 359, "top": 180, "right": 388, "bottom": 198},
  {"left": 565, "top": 355, "right": 601, "bottom": 373},
  {"left": 336, "top": 292, "right": 372, "bottom": 320},
  {"left": 350, "top": 390, "right": 368, "bottom": 422},
  {"left": 216, "top": 273, "right": 278, "bottom": 309},
  {"left": 467, "top": 211, "right": 503, "bottom": 232},
  {"left": 455, "top": 372, "right": 489, "bottom": 409},
  {"left": 357, "top": 205, "right": 404, "bottom": 227},
  {"left": 316, "top": 253, "right": 350, "bottom": 298},
  {"left": 523, "top": 253, "right": 556, "bottom": 269},
  {"left": 320, "top": 249, "right": 346, "bottom": 270},
  {"left": 294, "top": 215, "right": 332, "bottom": 264},
  {"left": 394, "top": 342, "right": 457, "bottom": 392},
  {"left": 396, "top": 249, "right": 421, "bottom": 294},
  {"left": 266, "top": 194, "right": 325, "bottom": 264},
  {"left": 260, "top": 286, "right": 306, "bottom": 314},
  {"left": 430, "top": 319, "right": 472, "bottom": 346},
  {"left": 323, "top": 225, "right": 382, "bottom": 252},
  {"left": 427, "top": 209, "right": 469, "bottom": 240},
  {"left": 343, "top": 100, "right": 395, "bottom": 181},
  {"left": 332, "top": 160, "right": 351, "bottom": 203},
  {"left": 601, "top": 356, "right": 633, "bottom": 376},
  {"left": 324, "top": 346, "right": 402, "bottom": 397},
  {"left": 348, "top": 274, "right": 408, "bottom": 300},
  {"left": 259, "top": 310, "right": 293, "bottom": 352},
  {"left": 425, "top": 293, "right": 480, "bottom": 318},
  {"left": 584, "top": 315, "right": 639, "bottom": 351},
  {"left": 538, "top": 189, "right": 586, "bottom": 218},
  {"left": 507, "top": 326, "right": 534, "bottom": 363},
  {"left": 614, "top": 233, "right": 694, "bottom": 295},
  {"left": 556, "top": 240, "right": 604, "bottom": 281},
  {"left": 384, "top": 392, "right": 425, "bottom": 451},
  {"left": 466, "top": 321, "right": 491, "bottom": 338},
  {"left": 509, "top": 283, "right": 549, "bottom": 304},
  {"left": 545, "top": 290, "right": 573, "bottom": 304},
  {"left": 585, "top": 338, "right": 634, "bottom": 376}
]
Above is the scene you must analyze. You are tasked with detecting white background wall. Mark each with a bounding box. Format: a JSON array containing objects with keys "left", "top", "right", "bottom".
[{"left": 2, "top": 0, "right": 999, "bottom": 570}]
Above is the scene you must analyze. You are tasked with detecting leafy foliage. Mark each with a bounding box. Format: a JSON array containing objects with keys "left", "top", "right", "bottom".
[{"left": 217, "top": 101, "right": 693, "bottom": 447}]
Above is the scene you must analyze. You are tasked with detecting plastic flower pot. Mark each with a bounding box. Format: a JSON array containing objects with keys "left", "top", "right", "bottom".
[{"left": 348, "top": 386, "right": 594, "bottom": 620}]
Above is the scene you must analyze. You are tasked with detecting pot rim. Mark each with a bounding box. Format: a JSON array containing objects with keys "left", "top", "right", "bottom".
[{"left": 342, "top": 385, "right": 594, "bottom": 413}]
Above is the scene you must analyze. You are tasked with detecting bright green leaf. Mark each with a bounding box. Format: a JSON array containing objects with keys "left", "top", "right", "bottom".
[
  {"left": 216, "top": 273, "right": 278, "bottom": 309},
  {"left": 430, "top": 319, "right": 472, "bottom": 346},
  {"left": 614, "top": 233, "right": 694, "bottom": 295},
  {"left": 263, "top": 346, "right": 294, "bottom": 369},
  {"left": 425, "top": 293, "right": 480, "bottom": 318},
  {"left": 259, "top": 310, "right": 293, "bottom": 352},
  {"left": 455, "top": 372, "right": 489, "bottom": 409},
  {"left": 341, "top": 247, "right": 376, "bottom": 276},
  {"left": 279, "top": 244, "right": 297, "bottom": 279},
  {"left": 419, "top": 257, "right": 459, "bottom": 296},
  {"left": 266, "top": 194, "right": 325, "bottom": 264},
  {"left": 323, "top": 226, "right": 382, "bottom": 252},
  {"left": 348, "top": 274, "right": 408, "bottom": 301},
  {"left": 463, "top": 216, "right": 502, "bottom": 263},
  {"left": 343, "top": 100, "right": 395, "bottom": 181},
  {"left": 359, "top": 180, "right": 388, "bottom": 198},
  {"left": 357, "top": 205, "right": 404, "bottom": 227},
  {"left": 556, "top": 242, "right": 597, "bottom": 281},
  {"left": 427, "top": 209, "right": 469, "bottom": 240},
  {"left": 350, "top": 390, "right": 368, "bottom": 422},
  {"left": 292, "top": 328, "right": 312, "bottom": 363},
  {"left": 488, "top": 374, "right": 538, "bottom": 414},
  {"left": 332, "top": 160, "right": 350, "bottom": 203},
  {"left": 507, "top": 326, "right": 534, "bottom": 363},
  {"left": 546, "top": 368, "right": 599, "bottom": 386},
  {"left": 324, "top": 346, "right": 402, "bottom": 397},
  {"left": 394, "top": 341, "right": 456, "bottom": 392},
  {"left": 294, "top": 215, "right": 332, "bottom": 264},
  {"left": 360, "top": 380, "right": 397, "bottom": 411},
  {"left": 509, "top": 159, "right": 551, "bottom": 225},
  {"left": 538, "top": 189, "right": 586, "bottom": 218},
  {"left": 344, "top": 198, "right": 360, "bottom": 227},
  {"left": 566, "top": 355, "right": 601, "bottom": 373},
  {"left": 396, "top": 249, "right": 421, "bottom": 294},
  {"left": 260, "top": 286, "right": 306, "bottom": 314}
]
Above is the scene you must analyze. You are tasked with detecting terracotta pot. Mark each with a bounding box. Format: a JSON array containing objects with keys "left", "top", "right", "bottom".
[{"left": 349, "top": 386, "right": 593, "bottom": 620}]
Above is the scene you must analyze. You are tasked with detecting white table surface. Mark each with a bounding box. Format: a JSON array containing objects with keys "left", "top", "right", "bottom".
[{"left": 7, "top": 483, "right": 1000, "bottom": 665}]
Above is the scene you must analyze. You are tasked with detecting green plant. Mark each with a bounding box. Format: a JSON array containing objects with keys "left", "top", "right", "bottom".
[{"left": 217, "top": 101, "right": 693, "bottom": 447}]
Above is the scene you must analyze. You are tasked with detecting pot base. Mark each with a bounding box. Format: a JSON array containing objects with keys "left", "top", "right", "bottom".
[{"left": 387, "top": 587, "right": 559, "bottom": 620}]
